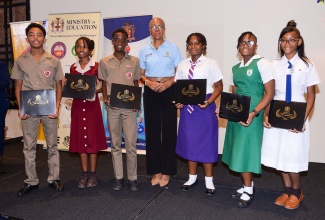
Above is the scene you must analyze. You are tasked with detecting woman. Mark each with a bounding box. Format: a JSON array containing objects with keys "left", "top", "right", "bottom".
[
  {"left": 222, "top": 31, "right": 274, "bottom": 207},
  {"left": 69, "top": 37, "right": 107, "bottom": 188},
  {"left": 175, "top": 33, "right": 223, "bottom": 195},
  {"left": 138, "top": 17, "right": 183, "bottom": 187},
  {"left": 261, "top": 20, "right": 320, "bottom": 209}
]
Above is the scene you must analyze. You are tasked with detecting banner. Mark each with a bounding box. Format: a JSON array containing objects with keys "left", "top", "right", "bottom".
[
  {"left": 103, "top": 15, "right": 152, "bottom": 154},
  {"left": 46, "top": 12, "right": 101, "bottom": 150}
]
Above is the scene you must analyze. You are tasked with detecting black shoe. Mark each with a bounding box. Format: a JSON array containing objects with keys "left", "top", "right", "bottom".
[
  {"left": 232, "top": 187, "right": 255, "bottom": 198},
  {"left": 17, "top": 183, "right": 39, "bottom": 197},
  {"left": 129, "top": 180, "right": 138, "bottom": 191},
  {"left": 237, "top": 192, "right": 254, "bottom": 208},
  {"left": 113, "top": 179, "right": 124, "bottom": 191},
  {"left": 181, "top": 179, "right": 198, "bottom": 191},
  {"left": 206, "top": 188, "right": 215, "bottom": 195},
  {"left": 49, "top": 180, "right": 64, "bottom": 192}
]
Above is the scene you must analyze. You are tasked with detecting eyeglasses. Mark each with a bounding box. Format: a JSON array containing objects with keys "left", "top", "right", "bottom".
[
  {"left": 239, "top": 40, "right": 255, "bottom": 46},
  {"left": 279, "top": 39, "right": 299, "bottom": 45},
  {"left": 149, "top": 25, "right": 165, "bottom": 30},
  {"left": 113, "top": 38, "right": 127, "bottom": 43}
]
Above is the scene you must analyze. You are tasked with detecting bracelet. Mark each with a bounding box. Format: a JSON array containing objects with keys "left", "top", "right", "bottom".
[{"left": 252, "top": 109, "right": 259, "bottom": 116}]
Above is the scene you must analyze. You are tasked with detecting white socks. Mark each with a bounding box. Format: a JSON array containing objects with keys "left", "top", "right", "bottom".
[
  {"left": 239, "top": 182, "right": 254, "bottom": 201},
  {"left": 236, "top": 181, "right": 254, "bottom": 193},
  {"left": 205, "top": 176, "right": 215, "bottom": 190},
  {"left": 184, "top": 174, "right": 197, "bottom": 185}
]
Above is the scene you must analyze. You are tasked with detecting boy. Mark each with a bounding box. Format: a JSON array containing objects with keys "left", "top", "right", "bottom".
[
  {"left": 11, "top": 23, "right": 64, "bottom": 196},
  {"left": 98, "top": 28, "right": 141, "bottom": 191}
]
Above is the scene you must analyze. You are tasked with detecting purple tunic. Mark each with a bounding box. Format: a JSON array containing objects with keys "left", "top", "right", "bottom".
[{"left": 176, "top": 94, "right": 219, "bottom": 163}]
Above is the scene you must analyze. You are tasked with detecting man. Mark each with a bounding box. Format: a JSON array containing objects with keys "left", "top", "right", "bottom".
[
  {"left": 138, "top": 17, "right": 183, "bottom": 187},
  {"left": 11, "top": 23, "right": 64, "bottom": 196},
  {"left": 98, "top": 28, "right": 141, "bottom": 191}
]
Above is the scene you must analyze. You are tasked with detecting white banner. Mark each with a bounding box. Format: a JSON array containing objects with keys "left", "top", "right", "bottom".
[{"left": 46, "top": 12, "right": 101, "bottom": 150}]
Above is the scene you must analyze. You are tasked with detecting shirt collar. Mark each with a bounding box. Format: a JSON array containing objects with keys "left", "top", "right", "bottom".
[
  {"left": 239, "top": 54, "right": 261, "bottom": 67},
  {"left": 73, "top": 58, "right": 95, "bottom": 74}
]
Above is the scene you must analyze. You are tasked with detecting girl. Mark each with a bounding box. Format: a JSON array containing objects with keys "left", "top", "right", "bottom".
[
  {"left": 175, "top": 33, "right": 223, "bottom": 195},
  {"left": 261, "top": 20, "right": 320, "bottom": 209},
  {"left": 69, "top": 37, "right": 107, "bottom": 188},
  {"left": 222, "top": 32, "right": 274, "bottom": 207}
]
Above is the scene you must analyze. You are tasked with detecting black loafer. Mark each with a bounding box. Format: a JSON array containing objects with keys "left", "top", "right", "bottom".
[
  {"left": 49, "top": 180, "right": 64, "bottom": 192},
  {"left": 232, "top": 187, "right": 255, "bottom": 198},
  {"left": 129, "top": 180, "right": 138, "bottom": 191},
  {"left": 181, "top": 179, "right": 198, "bottom": 191},
  {"left": 17, "top": 183, "right": 39, "bottom": 197},
  {"left": 206, "top": 188, "right": 215, "bottom": 195},
  {"left": 237, "top": 192, "right": 254, "bottom": 208},
  {"left": 113, "top": 179, "right": 124, "bottom": 191}
]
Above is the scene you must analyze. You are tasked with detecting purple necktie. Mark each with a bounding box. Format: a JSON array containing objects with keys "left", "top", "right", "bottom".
[{"left": 187, "top": 60, "right": 198, "bottom": 114}]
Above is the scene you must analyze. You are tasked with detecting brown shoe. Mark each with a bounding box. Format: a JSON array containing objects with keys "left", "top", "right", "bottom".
[
  {"left": 285, "top": 192, "right": 304, "bottom": 209},
  {"left": 87, "top": 174, "right": 98, "bottom": 188},
  {"left": 274, "top": 193, "right": 289, "bottom": 206},
  {"left": 151, "top": 174, "right": 161, "bottom": 186},
  {"left": 78, "top": 174, "right": 89, "bottom": 189}
]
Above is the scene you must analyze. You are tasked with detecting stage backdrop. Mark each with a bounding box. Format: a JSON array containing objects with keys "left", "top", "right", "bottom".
[
  {"left": 45, "top": 12, "right": 101, "bottom": 150},
  {"left": 103, "top": 15, "right": 152, "bottom": 154}
]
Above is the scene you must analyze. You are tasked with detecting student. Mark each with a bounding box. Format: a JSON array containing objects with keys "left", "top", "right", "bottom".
[
  {"left": 222, "top": 31, "right": 274, "bottom": 207},
  {"left": 261, "top": 20, "right": 320, "bottom": 209},
  {"left": 138, "top": 17, "right": 183, "bottom": 187},
  {"left": 175, "top": 33, "right": 223, "bottom": 195},
  {"left": 0, "top": 62, "right": 10, "bottom": 164},
  {"left": 11, "top": 23, "right": 64, "bottom": 196},
  {"left": 69, "top": 37, "right": 107, "bottom": 188},
  {"left": 98, "top": 28, "right": 141, "bottom": 191}
]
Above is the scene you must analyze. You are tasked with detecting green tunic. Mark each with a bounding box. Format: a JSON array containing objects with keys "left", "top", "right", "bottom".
[{"left": 222, "top": 58, "right": 264, "bottom": 174}]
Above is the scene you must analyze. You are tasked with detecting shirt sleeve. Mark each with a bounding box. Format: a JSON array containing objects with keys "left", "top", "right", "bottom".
[
  {"left": 210, "top": 60, "right": 223, "bottom": 83},
  {"left": 138, "top": 48, "right": 146, "bottom": 70},
  {"left": 257, "top": 58, "right": 274, "bottom": 84},
  {"left": 306, "top": 62, "right": 321, "bottom": 87},
  {"left": 172, "top": 44, "right": 184, "bottom": 67},
  {"left": 97, "top": 59, "right": 106, "bottom": 81}
]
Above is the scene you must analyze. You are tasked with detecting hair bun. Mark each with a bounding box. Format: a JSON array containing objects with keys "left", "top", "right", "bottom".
[{"left": 286, "top": 20, "right": 297, "bottom": 28}]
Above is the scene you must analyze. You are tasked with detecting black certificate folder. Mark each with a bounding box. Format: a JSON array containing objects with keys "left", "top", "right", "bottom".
[
  {"left": 219, "top": 92, "right": 251, "bottom": 122},
  {"left": 20, "top": 89, "right": 56, "bottom": 116},
  {"left": 268, "top": 100, "right": 307, "bottom": 131},
  {"left": 175, "top": 79, "right": 207, "bottom": 105},
  {"left": 110, "top": 83, "right": 142, "bottom": 110},
  {"left": 62, "top": 73, "right": 97, "bottom": 99}
]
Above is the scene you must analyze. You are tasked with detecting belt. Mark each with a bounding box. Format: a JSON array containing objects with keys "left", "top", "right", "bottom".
[{"left": 146, "top": 76, "right": 173, "bottom": 83}]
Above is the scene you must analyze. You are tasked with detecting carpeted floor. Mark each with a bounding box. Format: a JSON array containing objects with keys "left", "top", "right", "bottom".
[{"left": 0, "top": 140, "right": 324, "bottom": 220}]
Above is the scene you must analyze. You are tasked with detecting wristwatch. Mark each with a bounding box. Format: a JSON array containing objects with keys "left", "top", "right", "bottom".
[{"left": 252, "top": 109, "right": 259, "bottom": 116}]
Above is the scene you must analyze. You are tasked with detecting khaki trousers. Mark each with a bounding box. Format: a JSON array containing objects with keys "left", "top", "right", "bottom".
[
  {"left": 22, "top": 116, "right": 60, "bottom": 185},
  {"left": 107, "top": 108, "right": 138, "bottom": 181}
]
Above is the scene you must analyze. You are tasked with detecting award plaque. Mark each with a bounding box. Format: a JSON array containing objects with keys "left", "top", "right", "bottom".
[
  {"left": 110, "top": 83, "right": 142, "bottom": 110},
  {"left": 20, "top": 89, "right": 56, "bottom": 116},
  {"left": 268, "top": 100, "right": 307, "bottom": 131},
  {"left": 219, "top": 92, "right": 251, "bottom": 122},
  {"left": 62, "top": 73, "right": 97, "bottom": 99},
  {"left": 175, "top": 79, "right": 207, "bottom": 105}
]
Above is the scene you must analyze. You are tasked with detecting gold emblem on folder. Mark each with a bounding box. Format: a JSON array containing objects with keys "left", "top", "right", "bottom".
[
  {"left": 226, "top": 99, "right": 243, "bottom": 113},
  {"left": 275, "top": 106, "right": 297, "bottom": 120},
  {"left": 27, "top": 95, "right": 49, "bottom": 106},
  {"left": 70, "top": 79, "right": 89, "bottom": 91},
  {"left": 181, "top": 84, "right": 200, "bottom": 97},
  {"left": 117, "top": 90, "right": 135, "bottom": 102}
]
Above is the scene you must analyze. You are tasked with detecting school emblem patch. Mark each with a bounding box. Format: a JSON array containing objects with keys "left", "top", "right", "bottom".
[
  {"left": 126, "top": 72, "right": 133, "bottom": 79},
  {"left": 44, "top": 70, "right": 51, "bottom": 77},
  {"left": 247, "top": 69, "right": 253, "bottom": 76}
]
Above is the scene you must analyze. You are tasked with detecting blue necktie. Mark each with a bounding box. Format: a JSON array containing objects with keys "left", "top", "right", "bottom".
[{"left": 285, "top": 61, "right": 292, "bottom": 103}]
